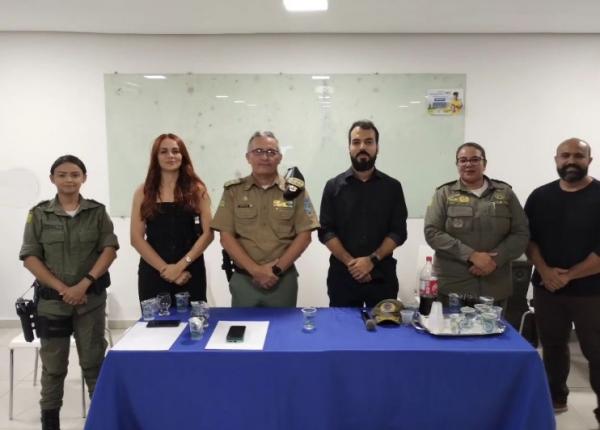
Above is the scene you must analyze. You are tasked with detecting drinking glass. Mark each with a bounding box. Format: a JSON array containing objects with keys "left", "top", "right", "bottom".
[
  {"left": 188, "top": 317, "right": 205, "bottom": 340},
  {"left": 141, "top": 298, "right": 157, "bottom": 321},
  {"left": 460, "top": 306, "right": 476, "bottom": 329},
  {"left": 479, "top": 296, "right": 495, "bottom": 307},
  {"left": 157, "top": 292, "right": 171, "bottom": 317},
  {"left": 301, "top": 307, "right": 317, "bottom": 332},
  {"left": 175, "top": 292, "right": 190, "bottom": 313}
]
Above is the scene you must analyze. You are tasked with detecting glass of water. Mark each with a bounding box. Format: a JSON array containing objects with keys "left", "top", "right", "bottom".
[
  {"left": 188, "top": 317, "right": 205, "bottom": 340},
  {"left": 141, "top": 298, "right": 157, "bottom": 321},
  {"left": 481, "top": 312, "right": 497, "bottom": 333},
  {"left": 175, "top": 291, "right": 190, "bottom": 313},
  {"left": 460, "top": 306, "right": 476, "bottom": 329},
  {"left": 301, "top": 307, "right": 317, "bottom": 332},
  {"left": 197, "top": 301, "right": 210, "bottom": 327}
]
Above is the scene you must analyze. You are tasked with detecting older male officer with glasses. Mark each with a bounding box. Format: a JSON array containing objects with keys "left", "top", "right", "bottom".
[
  {"left": 424, "top": 142, "right": 529, "bottom": 307},
  {"left": 211, "top": 131, "right": 319, "bottom": 307}
]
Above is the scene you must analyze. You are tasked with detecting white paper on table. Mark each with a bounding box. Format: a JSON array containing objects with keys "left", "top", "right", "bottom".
[
  {"left": 205, "top": 321, "right": 269, "bottom": 350},
  {"left": 112, "top": 321, "right": 187, "bottom": 351}
]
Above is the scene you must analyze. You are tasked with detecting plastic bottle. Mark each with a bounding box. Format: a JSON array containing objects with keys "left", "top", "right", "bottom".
[{"left": 418, "top": 256, "right": 438, "bottom": 316}]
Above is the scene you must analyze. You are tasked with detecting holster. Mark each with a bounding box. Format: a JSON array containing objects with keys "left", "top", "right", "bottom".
[
  {"left": 36, "top": 315, "right": 73, "bottom": 339},
  {"left": 15, "top": 294, "right": 37, "bottom": 342}
]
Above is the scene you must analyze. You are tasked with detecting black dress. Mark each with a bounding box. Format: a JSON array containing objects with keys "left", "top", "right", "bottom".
[{"left": 138, "top": 203, "right": 207, "bottom": 302}]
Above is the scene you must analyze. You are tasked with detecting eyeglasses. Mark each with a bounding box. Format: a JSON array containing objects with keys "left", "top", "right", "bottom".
[
  {"left": 457, "top": 156, "right": 484, "bottom": 166},
  {"left": 249, "top": 148, "right": 280, "bottom": 158}
]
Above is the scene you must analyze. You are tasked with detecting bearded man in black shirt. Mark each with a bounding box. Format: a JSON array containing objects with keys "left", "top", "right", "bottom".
[
  {"left": 525, "top": 137, "right": 600, "bottom": 424},
  {"left": 318, "top": 120, "right": 408, "bottom": 307}
]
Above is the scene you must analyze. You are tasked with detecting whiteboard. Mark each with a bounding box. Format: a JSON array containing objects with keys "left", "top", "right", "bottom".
[{"left": 104, "top": 73, "right": 465, "bottom": 217}]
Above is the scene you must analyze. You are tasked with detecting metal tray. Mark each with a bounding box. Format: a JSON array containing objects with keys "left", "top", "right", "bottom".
[{"left": 412, "top": 314, "right": 506, "bottom": 337}]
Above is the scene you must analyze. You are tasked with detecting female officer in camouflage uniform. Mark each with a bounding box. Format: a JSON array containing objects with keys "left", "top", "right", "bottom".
[
  {"left": 424, "top": 143, "right": 529, "bottom": 306},
  {"left": 19, "top": 155, "right": 119, "bottom": 430}
]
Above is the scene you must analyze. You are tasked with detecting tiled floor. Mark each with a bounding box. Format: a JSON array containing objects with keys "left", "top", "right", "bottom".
[
  {"left": 0, "top": 327, "right": 597, "bottom": 429},
  {"left": 0, "top": 327, "right": 127, "bottom": 430}
]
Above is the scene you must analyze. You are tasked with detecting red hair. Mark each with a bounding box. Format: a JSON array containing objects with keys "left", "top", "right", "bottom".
[{"left": 140, "top": 133, "right": 206, "bottom": 220}]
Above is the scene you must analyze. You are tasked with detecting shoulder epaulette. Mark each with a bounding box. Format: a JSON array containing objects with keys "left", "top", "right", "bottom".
[
  {"left": 491, "top": 179, "right": 512, "bottom": 188},
  {"left": 224, "top": 178, "right": 242, "bottom": 188},
  {"left": 31, "top": 200, "right": 50, "bottom": 210},
  {"left": 86, "top": 199, "right": 105, "bottom": 207},
  {"left": 436, "top": 180, "right": 457, "bottom": 190}
]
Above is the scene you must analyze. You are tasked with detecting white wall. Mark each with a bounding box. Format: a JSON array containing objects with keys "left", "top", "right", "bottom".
[{"left": 1, "top": 32, "right": 599, "bottom": 322}]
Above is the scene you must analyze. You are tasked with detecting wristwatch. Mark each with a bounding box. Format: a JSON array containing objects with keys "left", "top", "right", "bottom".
[
  {"left": 272, "top": 265, "right": 283, "bottom": 277},
  {"left": 184, "top": 255, "right": 192, "bottom": 265},
  {"left": 369, "top": 253, "right": 380, "bottom": 266}
]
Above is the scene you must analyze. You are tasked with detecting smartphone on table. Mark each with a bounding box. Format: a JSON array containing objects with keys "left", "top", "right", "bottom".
[
  {"left": 147, "top": 320, "right": 180, "bottom": 328},
  {"left": 226, "top": 325, "right": 246, "bottom": 342}
]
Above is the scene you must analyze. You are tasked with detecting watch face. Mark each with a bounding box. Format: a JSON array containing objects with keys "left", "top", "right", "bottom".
[
  {"left": 185, "top": 256, "right": 192, "bottom": 263},
  {"left": 272, "top": 265, "right": 282, "bottom": 276}
]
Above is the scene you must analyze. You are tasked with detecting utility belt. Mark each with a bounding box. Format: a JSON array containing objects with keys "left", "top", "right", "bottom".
[
  {"left": 232, "top": 264, "right": 251, "bottom": 277},
  {"left": 16, "top": 279, "right": 86, "bottom": 342},
  {"left": 36, "top": 272, "right": 110, "bottom": 301}
]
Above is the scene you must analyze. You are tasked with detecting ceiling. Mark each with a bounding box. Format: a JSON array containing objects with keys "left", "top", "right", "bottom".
[{"left": 1, "top": 0, "right": 599, "bottom": 35}]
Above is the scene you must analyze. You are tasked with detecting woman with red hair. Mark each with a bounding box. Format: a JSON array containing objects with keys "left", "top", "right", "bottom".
[{"left": 131, "top": 133, "right": 213, "bottom": 303}]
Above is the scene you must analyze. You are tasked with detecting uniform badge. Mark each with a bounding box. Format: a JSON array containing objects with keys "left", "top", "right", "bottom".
[
  {"left": 304, "top": 197, "right": 315, "bottom": 216},
  {"left": 273, "top": 200, "right": 294, "bottom": 208},
  {"left": 219, "top": 199, "right": 225, "bottom": 208},
  {"left": 459, "top": 195, "right": 470, "bottom": 203},
  {"left": 26, "top": 211, "right": 33, "bottom": 224},
  {"left": 492, "top": 191, "right": 507, "bottom": 203},
  {"left": 452, "top": 218, "right": 464, "bottom": 228}
]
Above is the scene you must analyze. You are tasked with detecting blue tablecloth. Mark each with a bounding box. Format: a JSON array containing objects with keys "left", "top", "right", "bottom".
[{"left": 85, "top": 307, "right": 554, "bottom": 430}]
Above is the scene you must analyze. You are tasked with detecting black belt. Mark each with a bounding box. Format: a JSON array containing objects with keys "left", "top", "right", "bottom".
[
  {"left": 232, "top": 264, "right": 251, "bottom": 277},
  {"left": 37, "top": 272, "right": 110, "bottom": 301},
  {"left": 232, "top": 264, "right": 294, "bottom": 277}
]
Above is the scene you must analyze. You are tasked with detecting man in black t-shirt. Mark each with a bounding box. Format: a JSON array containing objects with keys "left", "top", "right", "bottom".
[
  {"left": 318, "top": 120, "right": 408, "bottom": 307},
  {"left": 525, "top": 137, "right": 600, "bottom": 424}
]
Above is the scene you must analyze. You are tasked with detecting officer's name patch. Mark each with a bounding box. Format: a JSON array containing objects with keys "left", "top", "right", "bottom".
[
  {"left": 447, "top": 194, "right": 470, "bottom": 204},
  {"left": 273, "top": 200, "right": 294, "bottom": 208}
]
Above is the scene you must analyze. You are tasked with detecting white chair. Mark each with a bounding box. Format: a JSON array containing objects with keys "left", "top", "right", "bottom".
[
  {"left": 8, "top": 334, "right": 86, "bottom": 420},
  {"left": 519, "top": 300, "right": 535, "bottom": 334},
  {"left": 9, "top": 291, "right": 113, "bottom": 420}
]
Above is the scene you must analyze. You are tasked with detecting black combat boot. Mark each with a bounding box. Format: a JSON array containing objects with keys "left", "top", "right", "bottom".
[{"left": 41, "top": 408, "right": 60, "bottom": 430}]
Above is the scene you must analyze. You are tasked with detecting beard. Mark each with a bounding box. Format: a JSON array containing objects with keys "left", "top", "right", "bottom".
[
  {"left": 557, "top": 164, "right": 588, "bottom": 182},
  {"left": 351, "top": 151, "right": 377, "bottom": 172}
]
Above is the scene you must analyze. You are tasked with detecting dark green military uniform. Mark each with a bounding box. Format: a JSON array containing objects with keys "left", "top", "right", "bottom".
[
  {"left": 424, "top": 177, "right": 529, "bottom": 300},
  {"left": 211, "top": 175, "right": 319, "bottom": 307},
  {"left": 19, "top": 196, "right": 119, "bottom": 410}
]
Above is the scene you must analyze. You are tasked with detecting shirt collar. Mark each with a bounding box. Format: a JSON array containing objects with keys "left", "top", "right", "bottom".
[
  {"left": 342, "top": 167, "right": 382, "bottom": 182},
  {"left": 43, "top": 195, "right": 99, "bottom": 215},
  {"left": 449, "top": 175, "right": 498, "bottom": 192},
  {"left": 243, "top": 174, "right": 285, "bottom": 191}
]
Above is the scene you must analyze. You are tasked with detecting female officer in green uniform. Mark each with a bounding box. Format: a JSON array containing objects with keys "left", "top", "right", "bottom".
[
  {"left": 424, "top": 143, "right": 529, "bottom": 306},
  {"left": 19, "top": 155, "right": 119, "bottom": 430}
]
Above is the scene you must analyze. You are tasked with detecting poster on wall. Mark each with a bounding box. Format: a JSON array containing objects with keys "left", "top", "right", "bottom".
[{"left": 427, "top": 89, "right": 464, "bottom": 115}]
